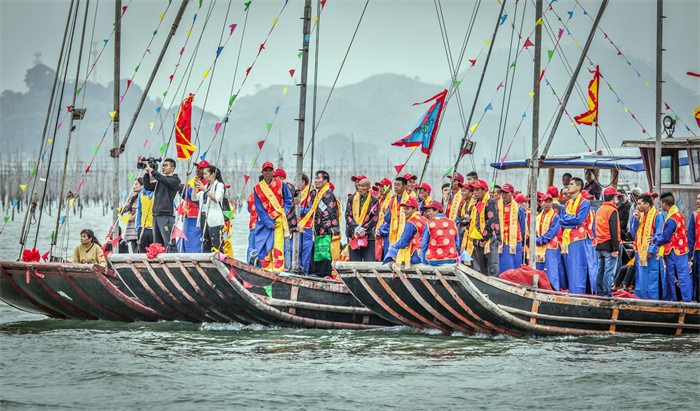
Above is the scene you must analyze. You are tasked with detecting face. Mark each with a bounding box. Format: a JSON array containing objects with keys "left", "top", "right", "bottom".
[
  {"left": 502, "top": 191, "right": 513, "bottom": 204},
  {"left": 585, "top": 169, "right": 594, "bottom": 182},
  {"left": 620, "top": 194, "right": 627, "bottom": 203},
  {"left": 462, "top": 187, "right": 472, "bottom": 201},
  {"left": 417, "top": 188, "right": 427, "bottom": 200},
  {"left": 542, "top": 199, "right": 553, "bottom": 212},
  {"left": 394, "top": 180, "right": 405, "bottom": 195},
  {"left": 203, "top": 168, "right": 215, "bottom": 183},
  {"left": 561, "top": 189, "right": 569, "bottom": 201},
  {"left": 407, "top": 179, "right": 416, "bottom": 191},
  {"left": 425, "top": 208, "right": 438, "bottom": 219},
  {"left": 442, "top": 186, "right": 450, "bottom": 197},
  {"left": 196, "top": 166, "right": 204, "bottom": 179},
  {"left": 357, "top": 180, "right": 370, "bottom": 196},
  {"left": 491, "top": 189, "right": 501, "bottom": 201},
  {"left": 637, "top": 199, "right": 651, "bottom": 213},
  {"left": 161, "top": 161, "right": 174, "bottom": 174},
  {"left": 377, "top": 185, "right": 386, "bottom": 197},
  {"left": 562, "top": 175, "right": 571, "bottom": 186},
  {"left": 402, "top": 206, "right": 416, "bottom": 218},
  {"left": 696, "top": 194, "right": 700, "bottom": 209},
  {"left": 80, "top": 232, "right": 91, "bottom": 246},
  {"left": 262, "top": 167, "right": 274, "bottom": 181},
  {"left": 133, "top": 181, "right": 143, "bottom": 192},
  {"left": 302, "top": 179, "right": 308, "bottom": 189},
  {"left": 354, "top": 180, "right": 361, "bottom": 192},
  {"left": 521, "top": 201, "right": 529, "bottom": 210},
  {"left": 451, "top": 180, "right": 461, "bottom": 191},
  {"left": 473, "top": 188, "right": 486, "bottom": 201},
  {"left": 467, "top": 175, "right": 477, "bottom": 185},
  {"left": 314, "top": 173, "right": 327, "bottom": 190},
  {"left": 568, "top": 180, "right": 581, "bottom": 196}
]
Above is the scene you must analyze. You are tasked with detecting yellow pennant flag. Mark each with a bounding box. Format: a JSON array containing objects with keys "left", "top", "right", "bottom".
[
  {"left": 273, "top": 18, "right": 278, "bottom": 26},
  {"left": 312, "top": 17, "right": 318, "bottom": 24},
  {"left": 120, "top": 214, "right": 131, "bottom": 225},
  {"left": 575, "top": 40, "right": 579, "bottom": 48},
  {"left": 160, "top": 12, "right": 165, "bottom": 20},
  {"left": 484, "top": 38, "right": 491, "bottom": 45},
  {"left": 625, "top": 107, "right": 628, "bottom": 112},
  {"left": 470, "top": 123, "right": 479, "bottom": 133},
  {"left": 203, "top": 69, "right": 210, "bottom": 80},
  {"left": 150, "top": 122, "right": 154, "bottom": 130},
  {"left": 20, "top": 184, "right": 27, "bottom": 191},
  {"left": 645, "top": 82, "right": 650, "bottom": 87},
  {"left": 69, "top": 198, "right": 75, "bottom": 207},
  {"left": 283, "top": 87, "right": 288, "bottom": 96},
  {"left": 49, "top": 138, "right": 54, "bottom": 144},
  {"left": 535, "top": 17, "right": 542, "bottom": 26},
  {"left": 187, "top": 30, "right": 191, "bottom": 37},
  {"left": 110, "top": 111, "right": 117, "bottom": 118},
  {"left": 412, "top": 146, "right": 418, "bottom": 152},
  {"left": 529, "top": 92, "right": 535, "bottom": 98}
]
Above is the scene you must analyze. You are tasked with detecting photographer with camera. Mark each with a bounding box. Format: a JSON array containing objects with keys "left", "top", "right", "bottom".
[{"left": 142, "top": 157, "right": 181, "bottom": 251}]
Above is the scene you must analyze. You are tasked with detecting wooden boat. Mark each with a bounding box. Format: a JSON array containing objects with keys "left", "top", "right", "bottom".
[
  {"left": 336, "top": 262, "right": 700, "bottom": 336},
  {"left": 0, "top": 260, "right": 165, "bottom": 322},
  {"left": 108, "top": 253, "right": 397, "bottom": 329}
]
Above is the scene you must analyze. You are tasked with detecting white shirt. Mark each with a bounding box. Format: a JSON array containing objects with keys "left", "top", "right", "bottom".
[{"left": 197, "top": 180, "right": 225, "bottom": 228}]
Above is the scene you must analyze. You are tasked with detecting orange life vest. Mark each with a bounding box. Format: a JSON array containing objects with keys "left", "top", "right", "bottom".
[
  {"left": 594, "top": 203, "right": 620, "bottom": 245},
  {"left": 424, "top": 216, "right": 459, "bottom": 262}
]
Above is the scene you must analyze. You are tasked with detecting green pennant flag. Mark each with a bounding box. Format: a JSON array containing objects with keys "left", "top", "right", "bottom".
[
  {"left": 454, "top": 81, "right": 461, "bottom": 89},
  {"left": 229, "top": 94, "right": 237, "bottom": 106},
  {"left": 298, "top": 52, "right": 302, "bottom": 58},
  {"left": 445, "top": 166, "right": 453, "bottom": 176},
  {"left": 626, "top": 60, "right": 631, "bottom": 66},
  {"left": 510, "top": 61, "right": 516, "bottom": 68},
  {"left": 199, "top": 0, "right": 203, "bottom": 7},
  {"left": 127, "top": 173, "right": 134, "bottom": 181},
  {"left": 237, "top": 193, "right": 242, "bottom": 199},
  {"left": 160, "top": 143, "right": 168, "bottom": 154},
  {"left": 163, "top": 91, "right": 167, "bottom": 97},
  {"left": 552, "top": 89, "right": 556, "bottom": 95},
  {"left": 222, "top": 210, "right": 234, "bottom": 220},
  {"left": 135, "top": 65, "right": 140, "bottom": 72},
  {"left": 244, "top": 1, "right": 251, "bottom": 11},
  {"left": 675, "top": 115, "right": 680, "bottom": 120},
  {"left": 252, "top": 157, "right": 257, "bottom": 164},
  {"left": 50, "top": 233, "right": 55, "bottom": 242},
  {"left": 90, "top": 146, "right": 99, "bottom": 153},
  {"left": 264, "top": 284, "right": 272, "bottom": 298},
  {"left": 76, "top": 87, "right": 82, "bottom": 95},
  {"left": 266, "top": 123, "right": 272, "bottom": 132},
  {"left": 29, "top": 168, "right": 36, "bottom": 175},
  {"left": 3, "top": 216, "right": 8, "bottom": 223},
  {"left": 547, "top": 50, "right": 554, "bottom": 61}
]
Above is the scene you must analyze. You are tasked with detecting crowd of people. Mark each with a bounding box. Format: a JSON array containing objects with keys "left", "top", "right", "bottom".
[{"left": 74, "top": 159, "right": 699, "bottom": 303}]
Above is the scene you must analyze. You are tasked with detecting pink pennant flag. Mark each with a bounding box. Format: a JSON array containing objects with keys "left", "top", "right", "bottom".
[
  {"left": 219, "top": 252, "right": 227, "bottom": 262},
  {"left": 26, "top": 269, "right": 31, "bottom": 284},
  {"left": 258, "top": 140, "right": 264, "bottom": 150},
  {"left": 143, "top": 140, "right": 148, "bottom": 148},
  {"left": 497, "top": 82, "right": 504, "bottom": 91},
  {"left": 558, "top": 29, "right": 563, "bottom": 39},
  {"left": 242, "top": 280, "right": 253, "bottom": 289},
  {"left": 289, "top": 69, "right": 295, "bottom": 77},
  {"left": 469, "top": 59, "right": 476, "bottom": 66},
  {"left": 77, "top": 181, "right": 83, "bottom": 191},
  {"left": 394, "top": 164, "right": 404, "bottom": 175},
  {"left": 120, "top": 95, "right": 125, "bottom": 103},
  {"left": 500, "top": 155, "right": 507, "bottom": 167},
  {"left": 180, "top": 47, "right": 184, "bottom": 56},
  {"left": 229, "top": 24, "right": 237, "bottom": 35},
  {"left": 171, "top": 226, "right": 187, "bottom": 241},
  {"left": 227, "top": 267, "right": 237, "bottom": 280},
  {"left": 215, "top": 122, "right": 222, "bottom": 133},
  {"left": 57, "top": 122, "right": 63, "bottom": 130}
]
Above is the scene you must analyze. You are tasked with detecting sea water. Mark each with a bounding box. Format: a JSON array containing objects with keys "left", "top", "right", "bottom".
[{"left": 1, "top": 206, "right": 698, "bottom": 409}]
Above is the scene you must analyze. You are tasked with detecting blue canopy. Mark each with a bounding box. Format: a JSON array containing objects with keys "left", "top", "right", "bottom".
[{"left": 490, "top": 150, "right": 688, "bottom": 172}]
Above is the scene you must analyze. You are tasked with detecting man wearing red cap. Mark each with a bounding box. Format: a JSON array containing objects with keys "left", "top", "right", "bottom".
[
  {"left": 686, "top": 193, "right": 700, "bottom": 301},
  {"left": 417, "top": 182, "right": 432, "bottom": 210},
  {"left": 629, "top": 193, "right": 664, "bottom": 299},
  {"left": 560, "top": 177, "right": 597, "bottom": 294},
  {"left": 385, "top": 197, "right": 427, "bottom": 266},
  {"left": 346, "top": 178, "right": 379, "bottom": 262},
  {"left": 654, "top": 192, "right": 693, "bottom": 302},
  {"left": 536, "top": 194, "right": 565, "bottom": 290},
  {"left": 594, "top": 187, "right": 622, "bottom": 297},
  {"left": 456, "top": 183, "right": 474, "bottom": 241},
  {"left": 246, "top": 175, "right": 263, "bottom": 264},
  {"left": 377, "top": 176, "right": 410, "bottom": 260},
  {"left": 351, "top": 174, "right": 368, "bottom": 194},
  {"left": 403, "top": 173, "right": 418, "bottom": 198},
  {"left": 444, "top": 173, "right": 464, "bottom": 220},
  {"left": 420, "top": 201, "right": 460, "bottom": 266},
  {"left": 374, "top": 178, "right": 393, "bottom": 260},
  {"left": 465, "top": 180, "right": 500, "bottom": 276},
  {"left": 299, "top": 170, "right": 339, "bottom": 277},
  {"left": 546, "top": 186, "right": 562, "bottom": 214},
  {"left": 498, "top": 183, "right": 526, "bottom": 273},
  {"left": 274, "top": 168, "right": 299, "bottom": 270},
  {"left": 177, "top": 160, "right": 210, "bottom": 252},
  {"left": 254, "top": 162, "right": 294, "bottom": 271}
]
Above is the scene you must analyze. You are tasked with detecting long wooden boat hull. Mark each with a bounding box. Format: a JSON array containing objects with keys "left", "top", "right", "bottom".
[
  {"left": 336, "top": 261, "right": 700, "bottom": 336},
  {"left": 0, "top": 261, "right": 165, "bottom": 322},
  {"left": 108, "top": 253, "right": 397, "bottom": 329}
]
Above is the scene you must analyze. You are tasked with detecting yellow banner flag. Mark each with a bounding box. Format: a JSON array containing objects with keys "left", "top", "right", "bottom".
[
  {"left": 535, "top": 17, "right": 542, "bottom": 26},
  {"left": 203, "top": 69, "right": 210, "bottom": 80},
  {"left": 470, "top": 123, "right": 479, "bottom": 133},
  {"left": 120, "top": 214, "right": 131, "bottom": 225},
  {"left": 160, "top": 12, "right": 165, "bottom": 20},
  {"left": 69, "top": 198, "right": 75, "bottom": 207},
  {"left": 110, "top": 111, "right": 117, "bottom": 118},
  {"left": 150, "top": 123, "right": 154, "bottom": 130},
  {"left": 20, "top": 184, "right": 27, "bottom": 191}
]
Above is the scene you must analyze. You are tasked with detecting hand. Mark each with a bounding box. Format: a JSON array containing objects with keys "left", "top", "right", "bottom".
[
  {"left": 144, "top": 162, "right": 153, "bottom": 172},
  {"left": 178, "top": 183, "right": 186, "bottom": 191},
  {"left": 611, "top": 251, "right": 619, "bottom": 258},
  {"left": 646, "top": 252, "right": 653, "bottom": 260},
  {"left": 633, "top": 209, "right": 641, "bottom": 219},
  {"left": 382, "top": 206, "right": 389, "bottom": 214},
  {"left": 270, "top": 223, "right": 278, "bottom": 230},
  {"left": 297, "top": 227, "right": 305, "bottom": 233},
  {"left": 375, "top": 233, "right": 381, "bottom": 240},
  {"left": 358, "top": 227, "right": 367, "bottom": 237},
  {"left": 294, "top": 197, "right": 300, "bottom": 205}
]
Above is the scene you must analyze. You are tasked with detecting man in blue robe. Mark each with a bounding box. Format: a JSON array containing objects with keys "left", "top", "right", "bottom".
[
  {"left": 560, "top": 177, "right": 596, "bottom": 294},
  {"left": 629, "top": 193, "right": 665, "bottom": 299}
]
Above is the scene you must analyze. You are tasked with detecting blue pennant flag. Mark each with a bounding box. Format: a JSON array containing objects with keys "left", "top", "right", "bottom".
[
  {"left": 500, "top": 13, "right": 507, "bottom": 26},
  {"left": 216, "top": 46, "right": 224, "bottom": 57},
  {"left": 275, "top": 106, "right": 280, "bottom": 115},
  {"left": 485, "top": 103, "right": 493, "bottom": 112},
  {"left": 12, "top": 200, "right": 18, "bottom": 206},
  {"left": 567, "top": 11, "right": 573, "bottom": 19},
  {"left": 200, "top": 151, "right": 207, "bottom": 162},
  {"left": 392, "top": 90, "right": 448, "bottom": 156},
  {"left": 153, "top": 30, "right": 157, "bottom": 36},
  {"left": 156, "top": 107, "right": 161, "bottom": 113}
]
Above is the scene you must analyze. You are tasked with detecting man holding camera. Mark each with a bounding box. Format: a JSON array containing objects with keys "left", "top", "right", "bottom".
[{"left": 143, "top": 158, "right": 181, "bottom": 251}]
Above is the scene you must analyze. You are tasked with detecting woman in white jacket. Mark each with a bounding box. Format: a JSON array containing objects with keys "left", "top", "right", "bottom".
[{"left": 195, "top": 165, "right": 225, "bottom": 252}]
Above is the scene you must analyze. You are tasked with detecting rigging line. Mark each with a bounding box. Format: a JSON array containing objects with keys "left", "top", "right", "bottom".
[
  {"left": 217, "top": 1, "right": 249, "bottom": 165},
  {"left": 432, "top": 0, "right": 466, "bottom": 132},
  {"left": 32, "top": 0, "right": 81, "bottom": 250},
  {"left": 309, "top": 0, "right": 321, "bottom": 180},
  {"left": 197, "top": 0, "right": 225, "bottom": 133},
  {"left": 451, "top": 0, "right": 507, "bottom": 178},
  {"left": 302, "top": 0, "right": 370, "bottom": 160}
]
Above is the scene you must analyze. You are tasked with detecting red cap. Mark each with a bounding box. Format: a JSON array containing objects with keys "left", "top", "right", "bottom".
[
  {"left": 403, "top": 173, "right": 418, "bottom": 181},
  {"left": 400, "top": 197, "right": 420, "bottom": 209},
  {"left": 420, "top": 182, "right": 432, "bottom": 192},
  {"left": 351, "top": 174, "right": 368, "bottom": 182},
  {"left": 194, "top": 160, "right": 211, "bottom": 168},
  {"left": 273, "top": 169, "right": 286, "bottom": 179},
  {"left": 448, "top": 173, "right": 464, "bottom": 183},
  {"left": 473, "top": 179, "right": 489, "bottom": 190},
  {"left": 261, "top": 161, "right": 274, "bottom": 172},
  {"left": 643, "top": 192, "right": 659, "bottom": 199},
  {"left": 501, "top": 183, "right": 515, "bottom": 193},
  {"left": 547, "top": 186, "right": 559, "bottom": 197},
  {"left": 515, "top": 194, "right": 528, "bottom": 203},
  {"left": 581, "top": 190, "right": 593, "bottom": 199},
  {"left": 537, "top": 191, "right": 544, "bottom": 199},
  {"left": 329, "top": 182, "right": 335, "bottom": 191},
  {"left": 421, "top": 200, "right": 443, "bottom": 212},
  {"left": 377, "top": 178, "right": 392, "bottom": 187},
  {"left": 465, "top": 182, "right": 474, "bottom": 191},
  {"left": 540, "top": 194, "right": 553, "bottom": 201},
  {"left": 604, "top": 187, "right": 621, "bottom": 196}
]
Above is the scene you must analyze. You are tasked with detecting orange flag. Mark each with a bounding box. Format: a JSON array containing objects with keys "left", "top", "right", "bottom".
[
  {"left": 176, "top": 94, "right": 197, "bottom": 160},
  {"left": 574, "top": 66, "right": 600, "bottom": 126}
]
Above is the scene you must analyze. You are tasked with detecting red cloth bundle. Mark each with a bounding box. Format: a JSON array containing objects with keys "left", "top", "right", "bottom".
[
  {"left": 612, "top": 290, "right": 641, "bottom": 299},
  {"left": 22, "top": 248, "right": 41, "bottom": 262},
  {"left": 146, "top": 243, "right": 166, "bottom": 259},
  {"left": 499, "top": 264, "right": 555, "bottom": 291}
]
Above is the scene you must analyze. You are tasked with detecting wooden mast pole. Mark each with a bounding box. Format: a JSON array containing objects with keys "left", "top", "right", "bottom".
[
  {"left": 112, "top": 0, "right": 121, "bottom": 243},
  {"left": 292, "top": 0, "right": 312, "bottom": 270},
  {"left": 528, "top": 0, "right": 542, "bottom": 268},
  {"left": 654, "top": 0, "right": 663, "bottom": 195}
]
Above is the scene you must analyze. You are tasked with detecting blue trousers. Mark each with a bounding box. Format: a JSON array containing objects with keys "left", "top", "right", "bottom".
[
  {"left": 596, "top": 250, "right": 618, "bottom": 297},
  {"left": 565, "top": 240, "right": 596, "bottom": 294},
  {"left": 298, "top": 231, "right": 314, "bottom": 274},
  {"left": 662, "top": 252, "right": 693, "bottom": 302},
  {"left": 177, "top": 216, "right": 202, "bottom": 252},
  {"left": 536, "top": 248, "right": 563, "bottom": 291},
  {"left": 499, "top": 243, "right": 523, "bottom": 273},
  {"left": 634, "top": 252, "right": 663, "bottom": 300},
  {"left": 247, "top": 229, "right": 256, "bottom": 264},
  {"left": 692, "top": 250, "right": 700, "bottom": 302}
]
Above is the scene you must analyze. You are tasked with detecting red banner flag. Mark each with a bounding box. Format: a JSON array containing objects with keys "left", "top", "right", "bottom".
[
  {"left": 176, "top": 94, "right": 197, "bottom": 160},
  {"left": 574, "top": 66, "right": 600, "bottom": 126}
]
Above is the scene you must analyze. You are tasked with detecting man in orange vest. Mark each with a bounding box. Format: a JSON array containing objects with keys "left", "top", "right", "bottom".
[
  {"left": 499, "top": 183, "right": 526, "bottom": 273},
  {"left": 560, "top": 177, "right": 596, "bottom": 294},
  {"left": 686, "top": 193, "right": 700, "bottom": 302},
  {"left": 385, "top": 197, "right": 427, "bottom": 266},
  {"left": 630, "top": 193, "right": 664, "bottom": 299},
  {"left": 253, "top": 162, "right": 294, "bottom": 271},
  {"left": 653, "top": 192, "right": 693, "bottom": 302},
  {"left": 420, "top": 201, "right": 460, "bottom": 266},
  {"left": 594, "top": 187, "right": 622, "bottom": 297}
]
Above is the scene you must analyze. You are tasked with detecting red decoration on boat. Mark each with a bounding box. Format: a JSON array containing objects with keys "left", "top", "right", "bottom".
[
  {"left": 22, "top": 248, "right": 41, "bottom": 262},
  {"left": 146, "top": 243, "right": 166, "bottom": 259}
]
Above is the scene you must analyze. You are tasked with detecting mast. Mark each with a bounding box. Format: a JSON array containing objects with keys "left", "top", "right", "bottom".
[
  {"left": 654, "top": 0, "right": 663, "bottom": 194},
  {"left": 113, "top": 0, "right": 121, "bottom": 243},
  {"left": 292, "top": 0, "right": 312, "bottom": 270},
  {"left": 528, "top": 0, "right": 542, "bottom": 268}
]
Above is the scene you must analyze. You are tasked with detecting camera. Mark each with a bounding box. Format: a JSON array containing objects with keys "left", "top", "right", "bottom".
[{"left": 137, "top": 157, "right": 162, "bottom": 170}]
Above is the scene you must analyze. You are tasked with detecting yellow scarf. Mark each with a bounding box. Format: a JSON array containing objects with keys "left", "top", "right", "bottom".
[
  {"left": 377, "top": 190, "right": 392, "bottom": 228},
  {"left": 448, "top": 190, "right": 463, "bottom": 220},
  {"left": 352, "top": 193, "right": 372, "bottom": 226},
  {"left": 658, "top": 205, "right": 680, "bottom": 257},
  {"left": 389, "top": 192, "right": 409, "bottom": 243},
  {"left": 536, "top": 208, "right": 555, "bottom": 263},
  {"left": 258, "top": 180, "right": 290, "bottom": 238},
  {"left": 561, "top": 193, "right": 583, "bottom": 254},
  {"left": 466, "top": 191, "right": 491, "bottom": 257},
  {"left": 396, "top": 211, "right": 420, "bottom": 268},
  {"left": 500, "top": 200, "right": 519, "bottom": 254},
  {"left": 635, "top": 206, "right": 657, "bottom": 266},
  {"left": 298, "top": 183, "right": 330, "bottom": 230}
]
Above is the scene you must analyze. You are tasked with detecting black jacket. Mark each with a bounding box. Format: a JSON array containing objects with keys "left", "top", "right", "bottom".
[{"left": 143, "top": 170, "right": 181, "bottom": 216}]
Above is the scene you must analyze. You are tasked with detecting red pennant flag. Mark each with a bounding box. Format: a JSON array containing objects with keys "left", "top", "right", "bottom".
[
  {"left": 321, "top": 0, "right": 327, "bottom": 9},
  {"left": 687, "top": 72, "right": 700, "bottom": 78},
  {"left": 85, "top": 165, "right": 91, "bottom": 173},
  {"left": 246, "top": 67, "right": 252, "bottom": 76},
  {"left": 460, "top": 149, "right": 467, "bottom": 156},
  {"left": 242, "top": 281, "right": 253, "bottom": 289},
  {"left": 169, "top": 75, "right": 174, "bottom": 83},
  {"left": 665, "top": 103, "right": 670, "bottom": 110},
  {"left": 469, "top": 59, "right": 476, "bottom": 66},
  {"left": 523, "top": 38, "right": 535, "bottom": 48},
  {"left": 289, "top": 69, "right": 295, "bottom": 77},
  {"left": 258, "top": 140, "right": 264, "bottom": 150},
  {"left": 42, "top": 251, "right": 49, "bottom": 261},
  {"left": 227, "top": 267, "right": 237, "bottom": 280},
  {"left": 66, "top": 105, "right": 72, "bottom": 111},
  {"left": 244, "top": 175, "right": 250, "bottom": 183},
  {"left": 394, "top": 164, "right": 404, "bottom": 175},
  {"left": 171, "top": 226, "right": 188, "bottom": 241},
  {"left": 176, "top": 94, "right": 197, "bottom": 160},
  {"left": 259, "top": 43, "right": 265, "bottom": 53},
  {"left": 127, "top": 80, "right": 132, "bottom": 87},
  {"left": 122, "top": 6, "right": 127, "bottom": 14}
]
